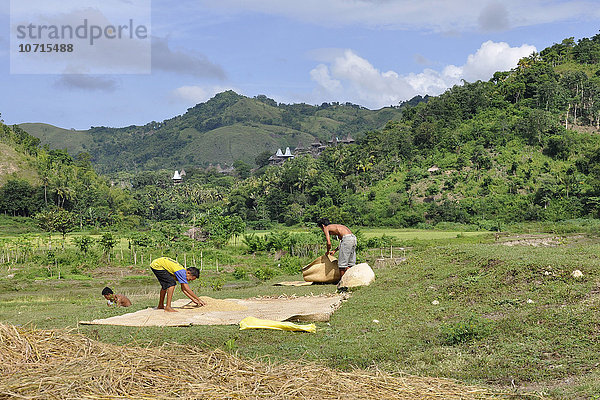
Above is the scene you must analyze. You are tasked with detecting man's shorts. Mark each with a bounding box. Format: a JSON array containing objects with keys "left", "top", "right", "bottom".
[
  {"left": 338, "top": 234, "right": 357, "bottom": 269},
  {"left": 151, "top": 268, "right": 177, "bottom": 290}
]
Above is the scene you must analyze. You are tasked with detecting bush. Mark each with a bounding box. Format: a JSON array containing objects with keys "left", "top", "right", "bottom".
[
  {"left": 247, "top": 219, "right": 273, "bottom": 230},
  {"left": 73, "top": 235, "right": 94, "bottom": 254},
  {"left": 440, "top": 315, "right": 491, "bottom": 345},
  {"left": 253, "top": 266, "right": 276, "bottom": 281},
  {"left": 242, "top": 234, "right": 268, "bottom": 253},
  {"left": 232, "top": 267, "right": 248, "bottom": 280},
  {"left": 277, "top": 256, "right": 303, "bottom": 274},
  {"left": 364, "top": 234, "right": 395, "bottom": 249},
  {"left": 265, "top": 231, "right": 290, "bottom": 251}
]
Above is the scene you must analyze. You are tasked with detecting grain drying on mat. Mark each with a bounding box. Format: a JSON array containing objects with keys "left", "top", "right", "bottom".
[{"left": 0, "top": 323, "right": 525, "bottom": 399}]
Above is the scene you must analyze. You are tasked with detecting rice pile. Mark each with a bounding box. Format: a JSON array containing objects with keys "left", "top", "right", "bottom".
[{"left": 0, "top": 323, "right": 523, "bottom": 399}]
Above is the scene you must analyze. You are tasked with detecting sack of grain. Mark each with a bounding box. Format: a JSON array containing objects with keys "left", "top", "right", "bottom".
[
  {"left": 337, "top": 263, "right": 375, "bottom": 289},
  {"left": 302, "top": 254, "right": 341, "bottom": 283}
]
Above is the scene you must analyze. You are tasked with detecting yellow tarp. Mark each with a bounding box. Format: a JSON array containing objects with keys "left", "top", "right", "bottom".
[{"left": 239, "top": 316, "right": 316, "bottom": 333}]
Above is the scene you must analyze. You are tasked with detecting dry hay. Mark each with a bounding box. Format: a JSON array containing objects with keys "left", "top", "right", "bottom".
[{"left": 0, "top": 323, "right": 527, "bottom": 400}]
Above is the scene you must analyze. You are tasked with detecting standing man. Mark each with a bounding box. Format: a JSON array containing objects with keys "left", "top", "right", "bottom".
[
  {"left": 150, "top": 257, "right": 206, "bottom": 312},
  {"left": 317, "top": 218, "right": 357, "bottom": 277}
]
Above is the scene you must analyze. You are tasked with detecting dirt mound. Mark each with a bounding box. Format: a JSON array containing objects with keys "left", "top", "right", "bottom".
[{"left": 0, "top": 323, "right": 511, "bottom": 399}]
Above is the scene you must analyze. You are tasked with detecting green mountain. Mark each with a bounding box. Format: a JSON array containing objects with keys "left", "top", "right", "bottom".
[
  {"left": 20, "top": 91, "right": 408, "bottom": 173},
  {"left": 220, "top": 34, "right": 600, "bottom": 227},
  {"left": 5, "top": 33, "right": 600, "bottom": 229}
]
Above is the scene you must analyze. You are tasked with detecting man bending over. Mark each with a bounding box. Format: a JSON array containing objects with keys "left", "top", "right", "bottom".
[
  {"left": 150, "top": 257, "right": 206, "bottom": 312},
  {"left": 317, "top": 218, "right": 357, "bottom": 277}
]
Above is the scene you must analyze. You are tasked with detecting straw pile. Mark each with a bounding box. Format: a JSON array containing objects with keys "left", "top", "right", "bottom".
[{"left": 0, "top": 323, "right": 524, "bottom": 399}]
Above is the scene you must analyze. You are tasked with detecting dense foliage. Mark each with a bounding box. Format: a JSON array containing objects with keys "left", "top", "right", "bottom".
[
  {"left": 5, "top": 33, "right": 600, "bottom": 232},
  {"left": 223, "top": 34, "right": 600, "bottom": 228}
]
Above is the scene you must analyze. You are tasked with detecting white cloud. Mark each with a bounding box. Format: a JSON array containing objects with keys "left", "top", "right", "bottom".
[
  {"left": 198, "top": 0, "right": 599, "bottom": 32},
  {"left": 459, "top": 40, "right": 536, "bottom": 82},
  {"left": 310, "top": 41, "right": 536, "bottom": 108},
  {"left": 170, "top": 85, "right": 237, "bottom": 105}
]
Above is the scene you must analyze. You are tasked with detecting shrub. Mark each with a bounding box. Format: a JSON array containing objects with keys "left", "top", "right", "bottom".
[
  {"left": 73, "top": 235, "right": 94, "bottom": 254},
  {"left": 278, "top": 256, "right": 303, "bottom": 274},
  {"left": 440, "top": 315, "right": 491, "bottom": 345},
  {"left": 265, "top": 231, "right": 290, "bottom": 251},
  {"left": 232, "top": 267, "right": 248, "bottom": 280},
  {"left": 242, "top": 234, "right": 268, "bottom": 253},
  {"left": 253, "top": 266, "right": 276, "bottom": 281}
]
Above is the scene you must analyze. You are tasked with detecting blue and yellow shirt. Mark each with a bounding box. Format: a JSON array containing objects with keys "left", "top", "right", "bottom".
[{"left": 150, "top": 257, "right": 188, "bottom": 284}]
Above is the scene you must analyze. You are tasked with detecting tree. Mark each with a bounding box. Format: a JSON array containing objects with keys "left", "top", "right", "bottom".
[
  {"left": 233, "top": 160, "right": 251, "bottom": 179},
  {"left": 73, "top": 235, "right": 94, "bottom": 254},
  {"left": 255, "top": 151, "right": 272, "bottom": 168},
  {"left": 0, "top": 179, "right": 39, "bottom": 216},
  {"left": 53, "top": 209, "right": 76, "bottom": 247},
  {"left": 34, "top": 208, "right": 76, "bottom": 249},
  {"left": 98, "top": 232, "right": 117, "bottom": 261}
]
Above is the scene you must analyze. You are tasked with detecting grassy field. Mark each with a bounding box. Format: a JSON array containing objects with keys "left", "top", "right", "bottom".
[
  {"left": 1, "top": 229, "right": 599, "bottom": 398},
  {"left": 245, "top": 226, "right": 489, "bottom": 240}
]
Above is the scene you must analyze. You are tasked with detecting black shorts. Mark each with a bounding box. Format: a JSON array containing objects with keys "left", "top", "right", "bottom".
[{"left": 151, "top": 268, "right": 176, "bottom": 290}]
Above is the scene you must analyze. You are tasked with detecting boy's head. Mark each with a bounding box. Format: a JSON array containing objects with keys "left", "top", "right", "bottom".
[
  {"left": 186, "top": 267, "right": 200, "bottom": 281},
  {"left": 316, "top": 218, "right": 330, "bottom": 229},
  {"left": 102, "top": 286, "right": 114, "bottom": 300}
]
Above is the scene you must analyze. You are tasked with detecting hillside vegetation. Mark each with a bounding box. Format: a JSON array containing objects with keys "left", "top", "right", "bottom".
[
  {"left": 4, "top": 33, "right": 600, "bottom": 229},
  {"left": 0, "top": 123, "right": 40, "bottom": 187},
  {"left": 19, "top": 92, "right": 406, "bottom": 173}
]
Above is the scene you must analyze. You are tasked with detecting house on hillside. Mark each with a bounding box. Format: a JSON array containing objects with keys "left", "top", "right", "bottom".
[
  {"left": 172, "top": 170, "right": 183, "bottom": 184},
  {"left": 342, "top": 134, "right": 355, "bottom": 144},
  {"left": 269, "top": 147, "right": 294, "bottom": 165},
  {"left": 268, "top": 133, "right": 357, "bottom": 166}
]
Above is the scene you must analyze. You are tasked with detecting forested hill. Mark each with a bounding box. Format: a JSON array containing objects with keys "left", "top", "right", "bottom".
[
  {"left": 0, "top": 120, "right": 136, "bottom": 222},
  {"left": 223, "top": 33, "right": 600, "bottom": 227},
  {"left": 7, "top": 33, "right": 600, "bottom": 228},
  {"left": 19, "top": 91, "right": 409, "bottom": 173}
]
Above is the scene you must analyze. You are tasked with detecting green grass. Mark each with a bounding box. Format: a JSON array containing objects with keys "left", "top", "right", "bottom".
[
  {"left": 357, "top": 228, "right": 488, "bottom": 240},
  {"left": 0, "top": 215, "right": 41, "bottom": 235},
  {"left": 18, "top": 123, "right": 91, "bottom": 155},
  {"left": 1, "top": 231, "right": 599, "bottom": 398}
]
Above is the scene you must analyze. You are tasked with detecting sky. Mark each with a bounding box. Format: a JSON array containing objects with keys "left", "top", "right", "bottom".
[{"left": 1, "top": 0, "right": 599, "bottom": 130}]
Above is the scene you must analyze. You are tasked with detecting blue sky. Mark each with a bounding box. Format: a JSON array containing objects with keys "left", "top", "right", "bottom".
[{"left": 1, "top": 0, "right": 599, "bottom": 130}]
